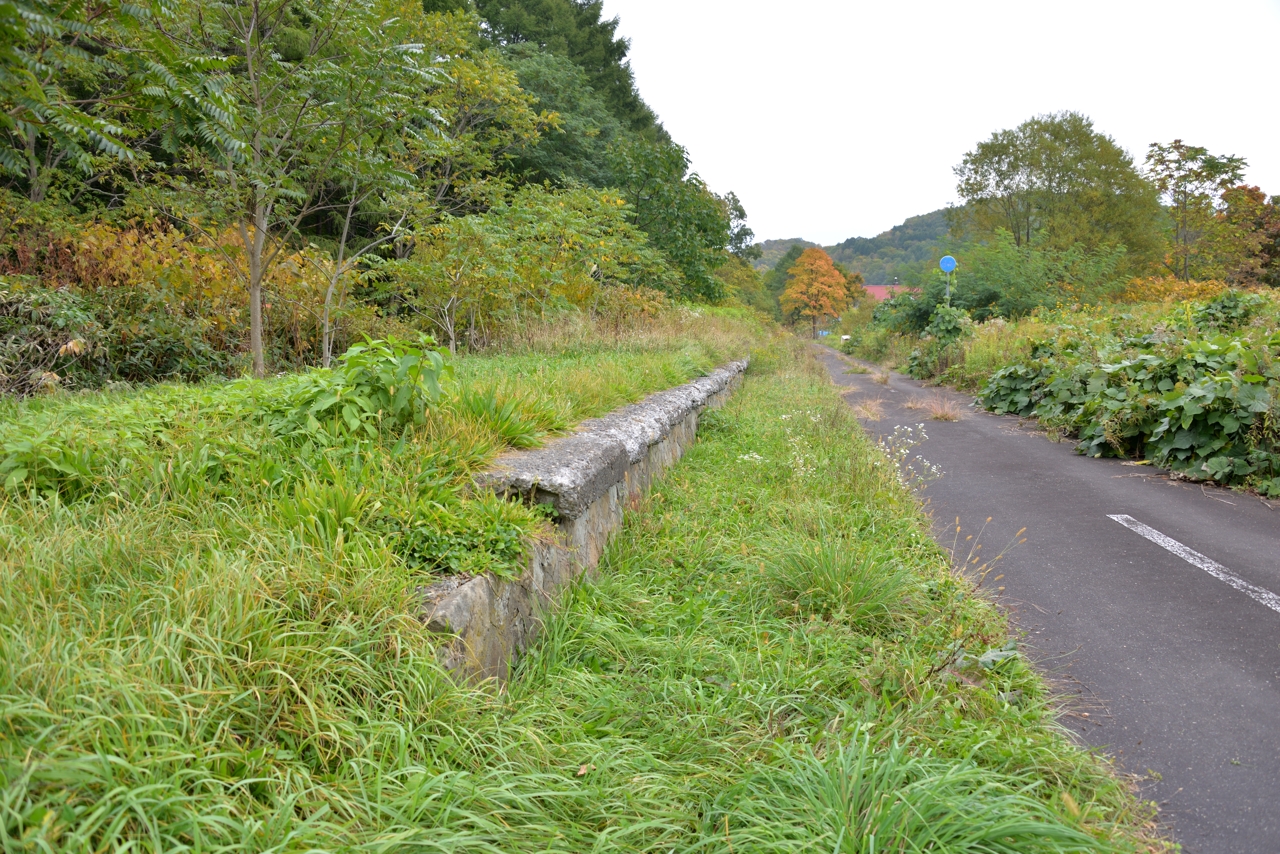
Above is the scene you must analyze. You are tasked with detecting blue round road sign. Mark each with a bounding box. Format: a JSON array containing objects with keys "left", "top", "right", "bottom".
[{"left": 939, "top": 255, "right": 957, "bottom": 273}]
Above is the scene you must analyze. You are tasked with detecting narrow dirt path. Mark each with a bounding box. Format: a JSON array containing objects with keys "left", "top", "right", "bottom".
[{"left": 817, "top": 346, "right": 1280, "bottom": 854}]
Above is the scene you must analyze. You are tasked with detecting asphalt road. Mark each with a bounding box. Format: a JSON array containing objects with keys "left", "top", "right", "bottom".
[{"left": 816, "top": 346, "right": 1280, "bottom": 854}]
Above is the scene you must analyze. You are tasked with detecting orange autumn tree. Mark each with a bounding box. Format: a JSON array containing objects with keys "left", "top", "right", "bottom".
[{"left": 781, "top": 248, "right": 849, "bottom": 338}]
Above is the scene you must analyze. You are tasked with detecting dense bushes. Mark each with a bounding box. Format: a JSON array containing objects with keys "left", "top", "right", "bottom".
[
  {"left": 871, "top": 233, "right": 1129, "bottom": 335},
  {"left": 921, "top": 291, "right": 1280, "bottom": 495},
  {"left": 979, "top": 322, "right": 1279, "bottom": 494},
  {"left": 0, "top": 278, "right": 235, "bottom": 394},
  {"left": 0, "top": 188, "right": 689, "bottom": 393}
]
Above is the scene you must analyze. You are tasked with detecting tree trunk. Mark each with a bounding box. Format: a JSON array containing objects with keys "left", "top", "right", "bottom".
[
  {"left": 321, "top": 288, "right": 333, "bottom": 369},
  {"left": 247, "top": 201, "right": 269, "bottom": 378},
  {"left": 440, "top": 295, "right": 459, "bottom": 356},
  {"left": 24, "top": 128, "right": 46, "bottom": 204},
  {"left": 250, "top": 276, "right": 264, "bottom": 377}
]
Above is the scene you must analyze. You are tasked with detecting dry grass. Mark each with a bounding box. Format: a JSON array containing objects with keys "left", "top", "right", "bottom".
[
  {"left": 906, "top": 392, "right": 963, "bottom": 421},
  {"left": 845, "top": 394, "right": 886, "bottom": 421},
  {"left": 872, "top": 371, "right": 890, "bottom": 385}
]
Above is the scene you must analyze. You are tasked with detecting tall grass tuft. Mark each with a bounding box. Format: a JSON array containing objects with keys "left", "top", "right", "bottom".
[
  {"left": 720, "top": 737, "right": 1110, "bottom": 853},
  {"left": 455, "top": 385, "right": 562, "bottom": 449},
  {"left": 770, "top": 539, "right": 915, "bottom": 630}
]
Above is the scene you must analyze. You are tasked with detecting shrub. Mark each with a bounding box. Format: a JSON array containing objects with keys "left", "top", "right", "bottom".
[
  {"left": 1116, "top": 276, "right": 1227, "bottom": 304},
  {"left": 0, "top": 282, "right": 103, "bottom": 394},
  {"left": 977, "top": 297, "right": 1280, "bottom": 494},
  {"left": 270, "top": 336, "right": 450, "bottom": 438},
  {"left": 1192, "top": 290, "right": 1265, "bottom": 331},
  {"left": 924, "top": 304, "right": 972, "bottom": 346}
]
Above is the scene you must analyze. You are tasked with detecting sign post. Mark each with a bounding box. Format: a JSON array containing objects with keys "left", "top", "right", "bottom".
[{"left": 939, "top": 255, "right": 957, "bottom": 304}]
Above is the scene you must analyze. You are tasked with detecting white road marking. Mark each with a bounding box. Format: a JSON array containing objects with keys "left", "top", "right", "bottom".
[{"left": 1108, "top": 514, "right": 1280, "bottom": 615}]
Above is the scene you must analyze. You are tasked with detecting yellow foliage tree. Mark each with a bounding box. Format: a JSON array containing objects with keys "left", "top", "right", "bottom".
[{"left": 781, "top": 248, "right": 848, "bottom": 338}]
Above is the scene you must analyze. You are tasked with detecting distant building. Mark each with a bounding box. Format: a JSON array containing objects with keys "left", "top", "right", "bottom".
[{"left": 860, "top": 284, "right": 915, "bottom": 303}]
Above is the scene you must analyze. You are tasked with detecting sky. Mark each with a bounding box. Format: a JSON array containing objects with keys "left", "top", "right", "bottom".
[{"left": 599, "top": 0, "right": 1280, "bottom": 246}]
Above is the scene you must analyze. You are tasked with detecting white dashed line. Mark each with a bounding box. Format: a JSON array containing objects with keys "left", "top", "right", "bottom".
[{"left": 1108, "top": 514, "right": 1280, "bottom": 615}]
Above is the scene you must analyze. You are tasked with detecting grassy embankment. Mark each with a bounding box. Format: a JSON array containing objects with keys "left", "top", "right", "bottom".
[
  {"left": 849, "top": 289, "right": 1280, "bottom": 496},
  {"left": 0, "top": 324, "right": 1167, "bottom": 850}
]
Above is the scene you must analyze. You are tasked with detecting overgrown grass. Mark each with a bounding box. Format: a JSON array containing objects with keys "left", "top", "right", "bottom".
[
  {"left": 0, "top": 333, "right": 1166, "bottom": 851},
  {"left": 0, "top": 310, "right": 762, "bottom": 576}
]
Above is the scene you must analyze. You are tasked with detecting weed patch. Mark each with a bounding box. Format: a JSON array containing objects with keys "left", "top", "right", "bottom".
[{"left": 974, "top": 294, "right": 1280, "bottom": 494}]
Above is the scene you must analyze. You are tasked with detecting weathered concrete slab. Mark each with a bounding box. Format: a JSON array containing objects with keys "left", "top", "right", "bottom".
[{"left": 423, "top": 358, "right": 748, "bottom": 681}]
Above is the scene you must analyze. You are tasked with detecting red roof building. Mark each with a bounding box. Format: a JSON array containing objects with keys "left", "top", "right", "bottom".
[{"left": 860, "top": 284, "right": 914, "bottom": 303}]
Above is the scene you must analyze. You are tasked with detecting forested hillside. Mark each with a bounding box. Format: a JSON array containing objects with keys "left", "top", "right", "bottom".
[
  {"left": 752, "top": 237, "right": 819, "bottom": 271},
  {"left": 753, "top": 208, "right": 952, "bottom": 286},
  {"left": 0, "top": 0, "right": 756, "bottom": 389},
  {"left": 826, "top": 207, "right": 952, "bottom": 283}
]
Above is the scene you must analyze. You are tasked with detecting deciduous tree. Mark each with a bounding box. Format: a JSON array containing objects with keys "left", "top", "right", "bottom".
[
  {"left": 1211, "top": 185, "right": 1280, "bottom": 287},
  {"left": 407, "top": 12, "right": 551, "bottom": 224},
  {"left": 781, "top": 247, "right": 847, "bottom": 338},
  {"left": 474, "top": 0, "right": 662, "bottom": 135},
  {"left": 606, "top": 137, "right": 731, "bottom": 301},
  {"left": 0, "top": 0, "right": 234, "bottom": 207},
  {"left": 1145, "top": 140, "right": 1248, "bottom": 281},
  {"left": 171, "top": 0, "right": 433, "bottom": 376},
  {"left": 501, "top": 42, "right": 623, "bottom": 188},
  {"left": 954, "top": 112, "right": 1164, "bottom": 270}
]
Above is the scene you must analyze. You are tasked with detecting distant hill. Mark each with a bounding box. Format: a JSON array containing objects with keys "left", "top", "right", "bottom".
[
  {"left": 825, "top": 208, "right": 952, "bottom": 284},
  {"left": 753, "top": 208, "right": 955, "bottom": 284},
  {"left": 752, "top": 238, "right": 819, "bottom": 271}
]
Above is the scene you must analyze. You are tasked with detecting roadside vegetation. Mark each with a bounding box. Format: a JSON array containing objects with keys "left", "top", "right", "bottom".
[{"left": 855, "top": 286, "right": 1280, "bottom": 497}]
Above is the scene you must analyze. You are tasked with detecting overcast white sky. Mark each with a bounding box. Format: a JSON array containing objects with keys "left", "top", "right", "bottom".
[{"left": 600, "top": 0, "right": 1280, "bottom": 245}]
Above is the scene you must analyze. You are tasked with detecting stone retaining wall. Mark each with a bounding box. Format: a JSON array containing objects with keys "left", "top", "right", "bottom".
[{"left": 422, "top": 359, "right": 748, "bottom": 681}]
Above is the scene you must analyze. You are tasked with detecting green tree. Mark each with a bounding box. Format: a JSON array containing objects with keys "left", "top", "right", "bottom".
[
  {"left": 874, "top": 232, "right": 1129, "bottom": 331},
  {"left": 501, "top": 42, "right": 622, "bottom": 187},
  {"left": 393, "top": 184, "right": 676, "bottom": 351},
  {"left": 715, "top": 255, "right": 774, "bottom": 316},
  {"left": 834, "top": 261, "right": 866, "bottom": 305},
  {"left": 170, "top": 0, "right": 434, "bottom": 377},
  {"left": 724, "top": 191, "right": 760, "bottom": 262},
  {"left": 1145, "top": 140, "right": 1248, "bottom": 281},
  {"left": 953, "top": 112, "right": 1164, "bottom": 270},
  {"left": 606, "top": 137, "right": 731, "bottom": 301},
  {"left": 405, "top": 11, "right": 550, "bottom": 224},
  {"left": 0, "top": 0, "right": 235, "bottom": 207},
  {"left": 474, "top": 0, "right": 663, "bottom": 135},
  {"left": 763, "top": 243, "right": 805, "bottom": 306}
]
